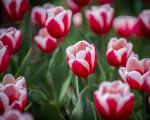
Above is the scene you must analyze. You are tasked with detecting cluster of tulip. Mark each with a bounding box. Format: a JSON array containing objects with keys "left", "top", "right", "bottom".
[{"left": 0, "top": 0, "right": 149, "bottom": 119}]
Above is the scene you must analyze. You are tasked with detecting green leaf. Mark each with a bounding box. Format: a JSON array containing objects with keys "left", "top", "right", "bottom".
[{"left": 15, "top": 48, "right": 32, "bottom": 77}]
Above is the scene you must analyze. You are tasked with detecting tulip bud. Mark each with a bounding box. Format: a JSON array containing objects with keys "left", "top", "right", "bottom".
[
  {"left": 0, "top": 110, "right": 33, "bottom": 120},
  {"left": 74, "top": 0, "right": 92, "bottom": 7},
  {"left": 73, "top": 13, "right": 83, "bottom": 29},
  {"left": 86, "top": 4, "right": 114, "bottom": 35},
  {"left": 66, "top": 40, "right": 97, "bottom": 78},
  {"left": 119, "top": 57, "right": 150, "bottom": 90},
  {"left": 34, "top": 28, "right": 57, "bottom": 53},
  {"left": 66, "top": 0, "right": 81, "bottom": 14},
  {"left": 1, "top": 0, "right": 29, "bottom": 21},
  {"left": 99, "top": 0, "right": 113, "bottom": 5},
  {"left": 45, "top": 7, "right": 72, "bottom": 38},
  {"left": 0, "top": 74, "right": 27, "bottom": 114},
  {"left": 94, "top": 81, "right": 134, "bottom": 120},
  {"left": 113, "top": 16, "right": 139, "bottom": 38},
  {"left": 0, "top": 27, "right": 22, "bottom": 55},
  {"left": 106, "top": 37, "right": 133, "bottom": 67},
  {"left": 0, "top": 42, "right": 10, "bottom": 74},
  {"left": 138, "top": 9, "right": 150, "bottom": 37}
]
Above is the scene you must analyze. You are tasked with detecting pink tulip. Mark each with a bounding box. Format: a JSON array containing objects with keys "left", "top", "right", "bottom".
[
  {"left": 113, "top": 16, "right": 139, "bottom": 38},
  {"left": 119, "top": 57, "right": 150, "bottom": 90},
  {"left": 0, "top": 74, "right": 27, "bottom": 114},
  {"left": 106, "top": 38, "right": 133, "bottom": 67},
  {"left": 86, "top": 4, "right": 114, "bottom": 35},
  {"left": 1, "top": 0, "right": 29, "bottom": 21},
  {"left": 31, "top": 3, "right": 54, "bottom": 27},
  {"left": 94, "top": 81, "right": 134, "bottom": 120},
  {"left": 0, "top": 110, "right": 33, "bottom": 120},
  {"left": 143, "top": 72, "right": 150, "bottom": 95},
  {"left": 66, "top": 0, "right": 81, "bottom": 14},
  {"left": 34, "top": 28, "right": 57, "bottom": 53},
  {"left": 0, "top": 42, "right": 10, "bottom": 74},
  {"left": 99, "top": 0, "right": 113, "bottom": 5},
  {"left": 73, "top": 13, "right": 83, "bottom": 29},
  {"left": 66, "top": 40, "right": 97, "bottom": 78},
  {"left": 138, "top": 9, "right": 150, "bottom": 37},
  {"left": 45, "top": 6, "right": 72, "bottom": 38},
  {"left": 0, "top": 27, "right": 22, "bottom": 55}
]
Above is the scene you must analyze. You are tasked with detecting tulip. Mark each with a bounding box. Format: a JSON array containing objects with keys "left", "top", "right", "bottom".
[
  {"left": 66, "top": 40, "right": 97, "bottom": 78},
  {"left": 86, "top": 4, "right": 114, "bottom": 35},
  {"left": 0, "top": 74, "right": 27, "bottom": 114},
  {"left": 73, "top": 13, "right": 83, "bottom": 29},
  {"left": 142, "top": 72, "right": 150, "bottom": 95},
  {"left": 99, "top": 0, "right": 113, "bottom": 5},
  {"left": 74, "top": 0, "right": 92, "bottom": 7},
  {"left": 106, "top": 37, "right": 133, "bottom": 67},
  {"left": 1, "top": 0, "right": 29, "bottom": 21},
  {"left": 0, "top": 27, "right": 22, "bottom": 55},
  {"left": 119, "top": 57, "right": 150, "bottom": 90},
  {"left": 0, "top": 110, "right": 33, "bottom": 120},
  {"left": 94, "top": 81, "right": 134, "bottom": 120},
  {"left": 66, "top": 0, "right": 81, "bottom": 14},
  {"left": 138, "top": 9, "right": 150, "bottom": 37},
  {"left": 0, "top": 42, "right": 10, "bottom": 74},
  {"left": 113, "top": 16, "right": 139, "bottom": 38},
  {"left": 45, "top": 7, "right": 72, "bottom": 38},
  {"left": 34, "top": 28, "right": 57, "bottom": 53},
  {"left": 31, "top": 3, "right": 54, "bottom": 27}
]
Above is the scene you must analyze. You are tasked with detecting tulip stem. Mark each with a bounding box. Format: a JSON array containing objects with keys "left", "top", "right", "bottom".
[
  {"left": 142, "top": 93, "right": 146, "bottom": 120},
  {"left": 75, "top": 76, "right": 80, "bottom": 100}
]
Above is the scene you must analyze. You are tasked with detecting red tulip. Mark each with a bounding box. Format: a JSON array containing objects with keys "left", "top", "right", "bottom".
[
  {"left": 74, "top": 0, "right": 92, "bottom": 7},
  {"left": 0, "top": 74, "right": 27, "bottom": 114},
  {"left": 45, "top": 6, "right": 72, "bottom": 38},
  {"left": 138, "top": 9, "right": 150, "bottom": 37},
  {"left": 119, "top": 57, "right": 150, "bottom": 90},
  {"left": 66, "top": 0, "right": 81, "bottom": 14},
  {"left": 73, "top": 13, "right": 83, "bottom": 29},
  {"left": 1, "top": 0, "right": 29, "bottom": 21},
  {"left": 0, "top": 42, "right": 10, "bottom": 74},
  {"left": 0, "top": 110, "right": 33, "bottom": 120},
  {"left": 0, "top": 27, "right": 22, "bottom": 55},
  {"left": 34, "top": 28, "right": 57, "bottom": 53},
  {"left": 142, "top": 72, "right": 150, "bottom": 95},
  {"left": 106, "top": 38, "right": 133, "bottom": 67},
  {"left": 66, "top": 40, "right": 97, "bottom": 78},
  {"left": 94, "top": 81, "right": 134, "bottom": 120},
  {"left": 113, "top": 16, "right": 139, "bottom": 38},
  {"left": 99, "top": 0, "right": 113, "bottom": 5},
  {"left": 86, "top": 4, "right": 114, "bottom": 35},
  {"left": 31, "top": 3, "right": 54, "bottom": 27}
]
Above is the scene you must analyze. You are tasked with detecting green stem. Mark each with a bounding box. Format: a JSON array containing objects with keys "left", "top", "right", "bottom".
[
  {"left": 75, "top": 76, "right": 80, "bottom": 100},
  {"left": 142, "top": 93, "right": 146, "bottom": 120},
  {"left": 97, "top": 59, "right": 106, "bottom": 81}
]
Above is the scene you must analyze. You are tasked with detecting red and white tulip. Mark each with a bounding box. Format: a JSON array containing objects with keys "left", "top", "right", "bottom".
[
  {"left": 34, "top": 28, "right": 57, "bottom": 53},
  {"left": 86, "top": 4, "right": 114, "bottom": 35},
  {"left": 113, "top": 16, "right": 140, "bottom": 38},
  {"left": 73, "top": 13, "right": 83, "bottom": 29},
  {"left": 106, "top": 37, "right": 133, "bottom": 67},
  {"left": 73, "top": 0, "right": 92, "bottom": 7},
  {"left": 1, "top": 0, "right": 29, "bottom": 21},
  {"left": 66, "top": 40, "right": 97, "bottom": 78},
  {"left": 94, "top": 81, "right": 134, "bottom": 120},
  {"left": 119, "top": 57, "right": 150, "bottom": 90},
  {"left": 0, "top": 74, "right": 27, "bottom": 114},
  {"left": 138, "top": 9, "right": 150, "bottom": 37},
  {"left": 99, "top": 0, "right": 113, "bottom": 5},
  {"left": 0, "top": 110, "right": 33, "bottom": 120},
  {"left": 0, "top": 27, "right": 22, "bottom": 55},
  {"left": 45, "top": 6, "right": 72, "bottom": 38},
  {"left": 142, "top": 72, "right": 150, "bottom": 95},
  {"left": 31, "top": 3, "right": 54, "bottom": 27},
  {"left": 0, "top": 42, "right": 10, "bottom": 74},
  {"left": 67, "top": 0, "right": 81, "bottom": 14}
]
